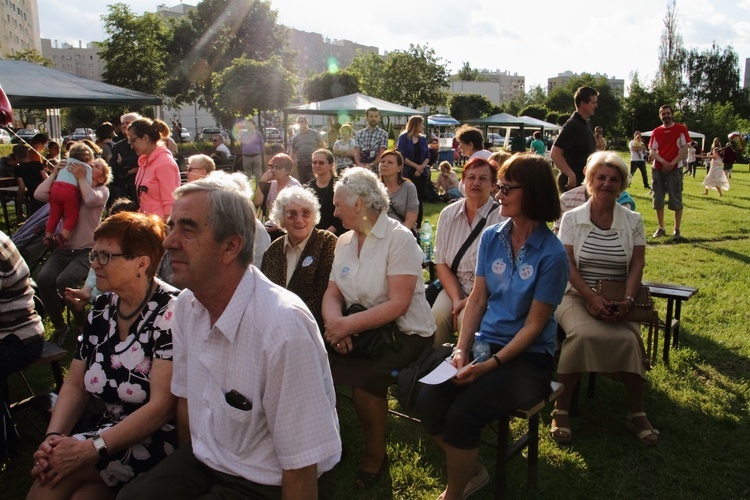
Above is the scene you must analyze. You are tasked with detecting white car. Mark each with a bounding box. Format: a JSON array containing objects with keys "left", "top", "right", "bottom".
[
  {"left": 487, "top": 133, "right": 505, "bottom": 147},
  {"left": 0, "top": 129, "right": 10, "bottom": 144}
]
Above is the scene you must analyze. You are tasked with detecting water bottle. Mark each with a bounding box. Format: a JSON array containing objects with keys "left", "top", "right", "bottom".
[
  {"left": 420, "top": 221, "right": 433, "bottom": 262},
  {"left": 472, "top": 332, "right": 491, "bottom": 362}
]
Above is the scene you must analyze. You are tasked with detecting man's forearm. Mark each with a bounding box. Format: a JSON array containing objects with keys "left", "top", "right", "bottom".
[{"left": 282, "top": 464, "right": 318, "bottom": 500}]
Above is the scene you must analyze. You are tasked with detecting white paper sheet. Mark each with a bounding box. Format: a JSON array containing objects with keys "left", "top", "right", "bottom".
[{"left": 418, "top": 358, "right": 479, "bottom": 385}]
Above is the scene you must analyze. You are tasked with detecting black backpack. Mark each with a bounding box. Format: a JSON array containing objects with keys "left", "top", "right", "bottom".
[{"left": 395, "top": 344, "right": 454, "bottom": 417}]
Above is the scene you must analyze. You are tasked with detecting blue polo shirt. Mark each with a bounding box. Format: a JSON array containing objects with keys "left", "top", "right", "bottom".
[{"left": 475, "top": 220, "right": 568, "bottom": 356}]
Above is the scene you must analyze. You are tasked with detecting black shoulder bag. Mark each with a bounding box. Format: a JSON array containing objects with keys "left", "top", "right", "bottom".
[{"left": 425, "top": 202, "right": 499, "bottom": 306}]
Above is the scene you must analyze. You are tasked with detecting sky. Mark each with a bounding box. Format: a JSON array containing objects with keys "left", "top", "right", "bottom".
[{"left": 38, "top": 0, "right": 750, "bottom": 93}]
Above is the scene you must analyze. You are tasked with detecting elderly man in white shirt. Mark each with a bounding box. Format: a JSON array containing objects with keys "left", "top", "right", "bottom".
[{"left": 118, "top": 171, "right": 340, "bottom": 500}]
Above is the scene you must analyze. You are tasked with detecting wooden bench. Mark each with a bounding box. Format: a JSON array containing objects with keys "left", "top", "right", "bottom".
[
  {"left": 643, "top": 281, "right": 698, "bottom": 364},
  {"left": 359, "top": 380, "right": 563, "bottom": 499}
]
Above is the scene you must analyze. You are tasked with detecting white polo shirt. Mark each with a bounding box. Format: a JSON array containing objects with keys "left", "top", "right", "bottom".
[{"left": 171, "top": 266, "right": 341, "bottom": 485}]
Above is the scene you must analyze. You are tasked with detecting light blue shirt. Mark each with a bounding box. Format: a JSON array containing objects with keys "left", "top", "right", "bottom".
[
  {"left": 475, "top": 220, "right": 568, "bottom": 355},
  {"left": 56, "top": 157, "right": 92, "bottom": 186}
]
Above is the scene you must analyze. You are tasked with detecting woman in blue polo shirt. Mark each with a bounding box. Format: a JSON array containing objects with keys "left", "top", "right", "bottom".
[{"left": 415, "top": 154, "right": 568, "bottom": 500}]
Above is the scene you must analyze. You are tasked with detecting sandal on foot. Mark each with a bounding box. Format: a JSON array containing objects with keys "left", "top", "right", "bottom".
[
  {"left": 550, "top": 409, "right": 572, "bottom": 443},
  {"left": 354, "top": 457, "right": 387, "bottom": 490},
  {"left": 626, "top": 412, "right": 659, "bottom": 446}
]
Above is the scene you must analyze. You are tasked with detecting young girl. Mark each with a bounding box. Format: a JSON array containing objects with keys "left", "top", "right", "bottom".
[
  {"left": 43, "top": 142, "right": 93, "bottom": 248},
  {"left": 434, "top": 160, "right": 461, "bottom": 201},
  {"left": 699, "top": 147, "right": 730, "bottom": 197}
]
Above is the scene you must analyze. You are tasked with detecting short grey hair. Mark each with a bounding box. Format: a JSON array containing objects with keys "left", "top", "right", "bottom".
[
  {"left": 120, "top": 112, "right": 142, "bottom": 123},
  {"left": 584, "top": 151, "right": 630, "bottom": 196},
  {"left": 173, "top": 171, "right": 256, "bottom": 266},
  {"left": 188, "top": 154, "right": 215, "bottom": 173},
  {"left": 269, "top": 186, "right": 321, "bottom": 228},
  {"left": 334, "top": 167, "right": 389, "bottom": 212}
]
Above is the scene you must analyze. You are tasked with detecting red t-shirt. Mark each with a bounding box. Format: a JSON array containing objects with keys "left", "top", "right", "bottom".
[{"left": 648, "top": 123, "right": 689, "bottom": 170}]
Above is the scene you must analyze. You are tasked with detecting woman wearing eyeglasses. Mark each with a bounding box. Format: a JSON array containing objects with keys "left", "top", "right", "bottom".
[
  {"left": 261, "top": 186, "right": 337, "bottom": 334},
  {"left": 254, "top": 153, "right": 301, "bottom": 240},
  {"left": 306, "top": 149, "right": 344, "bottom": 235},
  {"left": 127, "top": 118, "right": 181, "bottom": 220},
  {"left": 415, "top": 155, "right": 568, "bottom": 500},
  {"left": 28, "top": 212, "right": 179, "bottom": 500},
  {"left": 431, "top": 158, "right": 505, "bottom": 347}
]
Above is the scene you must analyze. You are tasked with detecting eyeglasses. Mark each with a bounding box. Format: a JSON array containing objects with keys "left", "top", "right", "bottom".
[
  {"left": 497, "top": 183, "right": 522, "bottom": 196},
  {"left": 270, "top": 163, "right": 286, "bottom": 170},
  {"left": 127, "top": 136, "right": 142, "bottom": 145},
  {"left": 89, "top": 250, "right": 134, "bottom": 266},
  {"left": 284, "top": 208, "right": 313, "bottom": 220},
  {"left": 186, "top": 167, "right": 205, "bottom": 173}
]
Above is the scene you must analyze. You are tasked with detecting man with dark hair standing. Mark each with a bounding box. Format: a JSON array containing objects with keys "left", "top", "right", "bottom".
[
  {"left": 649, "top": 104, "right": 689, "bottom": 240},
  {"left": 355, "top": 107, "right": 388, "bottom": 171},
  {"left": 108, "top": 112, "right": 142, "bottom": 203},
  {"left": 550, "top": 86, "right": 598, "bottom": 190}
]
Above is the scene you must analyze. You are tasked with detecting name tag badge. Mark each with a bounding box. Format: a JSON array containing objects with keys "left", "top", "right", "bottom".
[
  {"left": 491, "top": 259, "right": 506, "bottom": 275},
  {"left": 302, "top": 256, "right": 313, "bottom": 267},
  {"left": 341, "top": 266, "right": 350, "bottom": 276}
]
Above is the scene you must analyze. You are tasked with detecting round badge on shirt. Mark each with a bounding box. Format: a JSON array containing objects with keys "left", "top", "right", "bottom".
[
  {"left": 491, "top": 259, "right": 506, "bottom": 275},
  {"left": 519, "top": 264, "right": 534, "bottom": 280},
  {"left": 302, "top": 256, "right": 313, "bottom": 267}
]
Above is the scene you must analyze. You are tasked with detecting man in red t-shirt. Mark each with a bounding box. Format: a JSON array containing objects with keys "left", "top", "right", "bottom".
[{"left": 648, "top": 105, "right": 689, "bottom": 241}]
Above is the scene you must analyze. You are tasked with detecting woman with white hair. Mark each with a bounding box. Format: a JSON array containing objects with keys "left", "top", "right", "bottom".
[
  {"left": 260, "top": 186, "right": 337, "bottom": 333},
  {"left": 321, "top": 167, "right": 435, "bottom": 490}
]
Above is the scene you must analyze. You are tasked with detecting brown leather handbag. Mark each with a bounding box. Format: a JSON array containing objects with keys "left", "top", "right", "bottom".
[{"left": 587, "top": 280, "right": 660, "bottom": 367}]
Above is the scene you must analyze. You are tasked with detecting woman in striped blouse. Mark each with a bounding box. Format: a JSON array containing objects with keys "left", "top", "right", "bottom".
[{"left": 553, "top": 152, "right": 658, "bottom": 446}]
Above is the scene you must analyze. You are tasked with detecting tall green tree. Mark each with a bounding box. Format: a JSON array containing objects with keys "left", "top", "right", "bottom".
[
  {"left": 213, "top": 57, "right": 295, "bottom": 121},
  {"left": 654, "top": 0, "right": 686, "bottom": 103},
  {"left": 457, "top": 62, "right": 478, "bottom": 81},
  {"left": 524, "top": 85, "right": 547, "bottom": 107},
  {"left": 347, "top": 50, "right": 386, "bottom": 98},
  {"left": 683, "top": 44, "right": 745, "bottom": 113},
  {"left": 303, "top": 71, "right": 359, "bottom": 102},
  {"left": 620, "top": 72, "right": 666, "bottom": 135},
  {"left": 350, "top": 44, "right": 450, "bottom": 110},
  {"left": 161, "top": 0, "right": 292, "bottom": 128},
  {"left": 99, "top": 3, "right": 171, "bottom": 95},
  {"left": 382, "top": 44, "right": 450, "bottom": 110},
  {"left": 448, "top": 93, "right": 495, "bottom": 121}
]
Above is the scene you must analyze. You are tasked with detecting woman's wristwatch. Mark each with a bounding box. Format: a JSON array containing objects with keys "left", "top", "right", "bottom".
[{"left": 92, "top": 435, "right": 108, "bottom": 458}]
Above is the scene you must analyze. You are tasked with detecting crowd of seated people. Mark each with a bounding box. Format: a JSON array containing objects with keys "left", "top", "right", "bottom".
[{"left": 2, "top": 116, "right": 667, "bottom": 499}]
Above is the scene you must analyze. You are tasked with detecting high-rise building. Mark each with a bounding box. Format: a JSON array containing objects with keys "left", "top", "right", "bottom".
[
  {"left": 0, "top": 0, "right": 41, "bottom": 57},
  {"left": 41, "top": 39, "right": 105, "bottom": 81},
  {"left": 547, "top": 71, "right": 625, "bottom": 98},
  {"left": 288, "top": 28, "right": 379, "bottom": 78}
]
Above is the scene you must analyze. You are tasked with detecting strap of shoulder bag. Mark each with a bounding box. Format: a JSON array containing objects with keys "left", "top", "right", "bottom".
[{"left": 449, "top": 202, "right": 499, "bottom": 274}]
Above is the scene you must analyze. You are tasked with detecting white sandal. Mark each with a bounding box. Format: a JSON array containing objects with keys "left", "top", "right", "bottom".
[
  {"left": 550, "top": 409, "right": 572, "bottom": 443},
  {"left": 626, "top": 412, "right": 659, "bottom": 445}
]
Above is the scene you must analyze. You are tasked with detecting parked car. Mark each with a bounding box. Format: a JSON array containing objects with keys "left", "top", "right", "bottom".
[
  {"left": 70, "top": 128, "right": 95, "bottom": 141},
  {"left": 10, "top": 128, "right": 39, "bottom": 144},
  {"left": 487, "top": 133, "right": 505, "bottom": 148},
  {"left": 264, "top": 127, "right": 282, "bottom": 144},
  {"left": 198, "top": 127, "right": 229, "bottom": 143},
  {"left": 0, "top": 129, "right": 10, "bottom": 144}
]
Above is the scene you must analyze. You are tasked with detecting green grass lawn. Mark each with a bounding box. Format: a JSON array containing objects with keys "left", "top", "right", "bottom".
[{"left": 4, "top": 162, "right": 750, "bottom": 499}]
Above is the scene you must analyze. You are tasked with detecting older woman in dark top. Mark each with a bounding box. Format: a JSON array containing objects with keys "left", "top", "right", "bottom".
[
  {"left": 306, "top": 149, "right": 344, "bottom": 235},
  {"left": 261, "top": 185, "right": 337, "bottom": 333}
]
